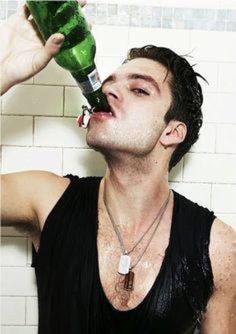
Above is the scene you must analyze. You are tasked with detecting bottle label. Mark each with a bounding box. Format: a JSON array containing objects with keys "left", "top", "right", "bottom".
[{"left": 78, "top": 69, "right": 102, "bottom": 94}]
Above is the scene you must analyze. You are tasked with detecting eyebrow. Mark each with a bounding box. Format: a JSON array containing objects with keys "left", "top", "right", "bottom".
[{"left": 102, "top": 73, "right": 161, "bottom": 93}]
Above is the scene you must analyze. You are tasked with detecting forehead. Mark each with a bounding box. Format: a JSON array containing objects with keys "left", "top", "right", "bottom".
[{"left": 115, "top": 58, "right": 171, "bottom": 84}]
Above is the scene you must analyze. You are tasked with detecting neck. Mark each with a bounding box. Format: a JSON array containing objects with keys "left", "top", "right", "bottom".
[{"left": 102, "top": 152, "right": 171, "bottom": 236}]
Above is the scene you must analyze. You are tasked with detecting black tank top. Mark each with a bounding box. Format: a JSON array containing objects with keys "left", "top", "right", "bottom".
[{"left": 32, "top": 175, "right": 215, "bottom": 334}]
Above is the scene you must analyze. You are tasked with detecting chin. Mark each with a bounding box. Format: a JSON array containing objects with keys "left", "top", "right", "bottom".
[{"left": 86, "top": 130, "right": 111, "bottom": 152}]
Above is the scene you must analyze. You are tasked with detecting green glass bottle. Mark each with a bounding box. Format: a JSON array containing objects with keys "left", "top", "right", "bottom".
[{"left": 26, "top": 0, "right": 109, "bottom": 112}]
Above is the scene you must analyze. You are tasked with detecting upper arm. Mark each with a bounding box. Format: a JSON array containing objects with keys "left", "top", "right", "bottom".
[
  {"left": 1, "top": 170, "right": 70, "bottom": 232},
  {"left": 201, "top": 218, "right": 236, "bottom": 333}
]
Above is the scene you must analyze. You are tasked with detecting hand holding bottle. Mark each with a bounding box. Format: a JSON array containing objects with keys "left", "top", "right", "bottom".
[{"left": 0, "top": 0, "right": 87, "bottom": 95}]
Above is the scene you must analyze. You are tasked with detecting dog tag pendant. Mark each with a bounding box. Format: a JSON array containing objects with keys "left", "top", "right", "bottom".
[
  {"left": 118, "top": 255, "right": 131, "bottom": 275},
  {"left": 124, "top": 270, "right": 134, "bottom": 290}
]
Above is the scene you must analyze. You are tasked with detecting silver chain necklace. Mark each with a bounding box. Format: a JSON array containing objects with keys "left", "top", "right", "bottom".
[{"left": 103, "top": 182, "right": 171, "bottom": 290}]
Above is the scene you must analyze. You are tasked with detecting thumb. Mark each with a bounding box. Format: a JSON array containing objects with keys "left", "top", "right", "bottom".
[{"left": 44, "top": 33, "right": 65, "bottom": 57}]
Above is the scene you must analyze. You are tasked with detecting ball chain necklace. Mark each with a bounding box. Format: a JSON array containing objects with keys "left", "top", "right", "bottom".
[{"left": 103, "top": 182, "right": 171, "bottom": 291}]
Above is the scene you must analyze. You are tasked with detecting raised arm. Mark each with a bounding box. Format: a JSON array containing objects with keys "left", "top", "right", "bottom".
[
  {"left": 0, "top": 0, "right": 88, "bottom": 95},
  {"left": 0, "top": 5, "right": 64, "bottom": 95},
  {"left": 1, "top": 1, "right": 88, "bottom": 233},
  {"left": 1, "top": 171, "right": 70, "bottom": 234}
]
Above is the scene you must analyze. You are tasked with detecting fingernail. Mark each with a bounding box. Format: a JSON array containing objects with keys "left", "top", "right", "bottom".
[{"left": 53, "top": 35, "right": 64, "bottom": 44}]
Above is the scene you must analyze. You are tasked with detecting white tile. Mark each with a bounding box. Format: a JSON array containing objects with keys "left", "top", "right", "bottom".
[
  {"left": 34, "top": 59, "right": 76, "bottom": 86},
  {"left": 203, "top": 93, "right": 236, "bottom": 124},
  {"left": 1, "top": 116, "right": 33, "bottom": 146},
  {"left": 64, "top": 87, "right": 87, "bottom": 117},
  {"left": 1, "top": 146, "right": 62, "bottom": 174},
  {"left": 96, "top": 56, "right": 124, "bottom": 82},
  {"left": 216, "top": 213, "right": 236, "bottom": 229},
  {"left": 34, "top": 117, "right": 87, "bottom": 148},
  {"left": 93, "top": 25, "right": 129, "bottom": 57},
  {"left": 193, "top": 62, "right": 219, "bottom": 93},
  {"left": 170, "top": 182, "right": 211, "bottom": 208},
  {"left": 216, "top": 124, "right": 236, "bottom": 153},
  {"left": 1, "top": 267, "right": 37, "bottom": 296},
  {"left": 27, "top": 240, "right": 33, "bottom": 267},
  {"left": 1, "top": 297, "right": 25, "bottom": 325},
  {"left": 1, "top": 326, "right": 38, "bottom": 334},
  {"left": 218, "top": 0, "right": 236, "bottom": 9},
  {"left": 26, "top": 297, "right": 38, "bottom": 325},
  {"left": 63, "top": 148, "right": 107, "bottom": 177},
  {"left": 190, "top": 31, "right": 236, "bottom": 62},
  {"left": 190, "top": 123, "right": 216, "bottom": 153},
  {"left": 1, "top": 237, "right": 28, "bottom": 266},
  {"left": 218, "top": 63, "right": 236, "bottom": 93},
  {"left": 168, "top": 159, "right": 183, "bottom": 182},
  {"left": 129, "top": 28, "right": 191, "bottom": 56},
  {"left": 2, "top": 85, "right": 63, "bottom": 116},
  {"left": 128, "top": 27, "right": 151, "bottom": 48},
  {"left": 183, "top": 153, "right": 236, "bottom": 183},
  {"left": 212, "top": 184, "right": 236, "bottom": 213},
  {"left": 1, "top": 227, "right": 24, "bottom": 237}
]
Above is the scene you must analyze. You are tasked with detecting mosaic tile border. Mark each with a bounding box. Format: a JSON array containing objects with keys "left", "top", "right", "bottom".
[{"left": 1, "top": 1, "right": 236, "bottom": 31}]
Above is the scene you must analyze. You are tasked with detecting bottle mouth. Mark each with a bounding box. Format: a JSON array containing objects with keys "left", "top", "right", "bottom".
[{"left": 93, "top": 104, "right": 113, "bottom": 114}]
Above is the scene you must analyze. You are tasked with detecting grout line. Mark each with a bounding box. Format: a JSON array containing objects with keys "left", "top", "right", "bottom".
[
  {"left": 62, "top": 86, "right": 65, "bottom": 116},
  {"left": 32, "top": 116, "right": 35, "bottom": 146},
  {"left": 25, "top": 295, "right": 27, "bottom": 325}
]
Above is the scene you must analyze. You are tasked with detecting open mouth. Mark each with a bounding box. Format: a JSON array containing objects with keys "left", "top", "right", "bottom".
[{"left": 92, "top": 106, "right": 115, "bottom": 118}]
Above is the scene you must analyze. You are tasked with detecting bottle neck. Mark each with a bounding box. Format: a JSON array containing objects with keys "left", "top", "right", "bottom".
[
  {"left": 83, "top": 88, "right": 109, "bottom": 112},
  {"left": 71, "top": 65, "right": 109, "bottom": 112},
  {"left": 72, "top": 63, "right": 99, "bottom": 94}
]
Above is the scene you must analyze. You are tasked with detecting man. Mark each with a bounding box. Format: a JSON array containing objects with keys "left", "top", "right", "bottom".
[{"left": 1, "top": 2, "right": 235, "bottom": 334}]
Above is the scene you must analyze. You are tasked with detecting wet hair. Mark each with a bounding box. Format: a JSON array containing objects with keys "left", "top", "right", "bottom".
[{"left": 124, "top": 45, "right": 206, "bottom": 171}]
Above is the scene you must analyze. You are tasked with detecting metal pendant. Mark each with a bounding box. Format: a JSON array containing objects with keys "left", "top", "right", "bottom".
[
  {"left": 124, "top": 270, "right": 135, "bottom": 290},
  {"left": 118, "top": 255, "right": 131, "bottom": 275}
]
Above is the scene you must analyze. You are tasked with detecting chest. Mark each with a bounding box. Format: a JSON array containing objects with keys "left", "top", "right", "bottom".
[{"left": 97, "top": 212, "right": 171, "bottom": 311}]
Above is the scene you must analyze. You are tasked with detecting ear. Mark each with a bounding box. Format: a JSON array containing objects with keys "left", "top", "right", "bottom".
[{"left": 159, "top": 121, "right": 187, "bottom": 148}]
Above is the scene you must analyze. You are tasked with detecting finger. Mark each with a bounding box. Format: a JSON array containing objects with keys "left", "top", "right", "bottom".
[{"left": 77, "top": 0, "right": 87, "bottom": 8}]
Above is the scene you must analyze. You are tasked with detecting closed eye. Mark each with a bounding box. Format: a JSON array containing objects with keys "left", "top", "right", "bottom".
[{"left": 132, "top": 88, "right": 149, "bottom": 96}]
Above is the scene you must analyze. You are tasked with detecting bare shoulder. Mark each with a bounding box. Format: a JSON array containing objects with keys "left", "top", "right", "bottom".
[
  {"left": 209, "top": 218, "right": 236, "bottom": 285},
  {"left": 1, "top": 170, "right": 71, "bottom": 230},
  {"left": 201, "top": 219, "right": 236, "bottom": 331},
  {"left": 26, "top": 170, "right": 71, "bottom": 229}
]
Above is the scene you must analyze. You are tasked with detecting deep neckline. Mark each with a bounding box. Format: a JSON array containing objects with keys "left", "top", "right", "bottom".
[{"left": 95, "top": 186, "right": 178, "bottom": 314}]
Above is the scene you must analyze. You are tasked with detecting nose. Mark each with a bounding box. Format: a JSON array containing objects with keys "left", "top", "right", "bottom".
[{"left": 102, "top": 81, "right": 122, "bottom": 102}]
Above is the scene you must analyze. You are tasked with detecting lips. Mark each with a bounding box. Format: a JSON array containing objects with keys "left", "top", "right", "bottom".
[
  {"left": 93, "top": 104, "right": 116, "bottom": 118},
  {"left": 91, "top": 111, "right": 113, "bottom": 120}
]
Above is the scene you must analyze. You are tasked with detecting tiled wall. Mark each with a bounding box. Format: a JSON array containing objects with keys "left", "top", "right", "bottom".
[{"left": 1, "top": 1, "right": 236, "bottom": 333}]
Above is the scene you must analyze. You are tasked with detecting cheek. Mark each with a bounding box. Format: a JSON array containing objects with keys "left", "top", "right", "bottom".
[{"left": 127, "top": 102, "right": 165, "bottom": 130}]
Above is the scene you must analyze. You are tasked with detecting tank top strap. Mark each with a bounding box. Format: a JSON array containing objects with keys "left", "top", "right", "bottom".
[
  {"left": 31, "top": 175, "right": 101, "bottom": 268},
  {"left": 171, "top": 190, "right": 216, "bottom": 321},
  {"left": 172, "top": 190, "right": 215, "bottom": 257}
]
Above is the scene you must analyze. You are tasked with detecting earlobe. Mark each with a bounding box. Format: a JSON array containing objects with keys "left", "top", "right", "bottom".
[{"left": 160, "top": 122, "right": 187, "bottom": 148}]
